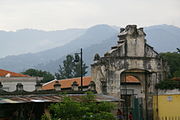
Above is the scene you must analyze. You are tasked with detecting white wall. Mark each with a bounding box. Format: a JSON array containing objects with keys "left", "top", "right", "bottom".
[{"left": 0, "top": 77, "right": 42, "bottom": 92}]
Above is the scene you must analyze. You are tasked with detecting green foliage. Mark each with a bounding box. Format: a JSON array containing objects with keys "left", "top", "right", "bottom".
[
  {"left": 81, "top": 91, "right": 96, "bottom": 102},
  {"left": 155, "top": 51, "right": 180, "bottom": 90},
  {"left": 42, "top": 94, "right": 116, "bottom": 120},
  {"left": 173, "top": 70, "right": 180, "bottom": 77},
  {"left": 97, "top": 102, "right": 115, "bottom": 112},
  {"left": 155, "top": 79, "right": 180, "bottom": 90},
  {"left": 91, "top": 112, "right": 116, "bottom": 120},
  {"left": 81, "top": 112, "right": 115, "bottom": 120},
  {"left": 41, "top": 114, "right": 50, "bottom": 120},
  {"left": 22, "top": 68, "right": 54, "bottom": 83},
  {"left": 55, "top": 54, "right": 88, "bottom": 79},
  {"left": 160, "top": 52, "right": 180, "bottom": 78},
  {"left": 49, "top": 97, "right": 86, "bottom": 120}
]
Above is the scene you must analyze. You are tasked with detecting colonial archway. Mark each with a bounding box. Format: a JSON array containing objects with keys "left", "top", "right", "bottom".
[
  {"left": 120, "top": 69, "right": 153, "bottom": 120},
  {"left": 121, "top": 69, "right": 151, "bottom": 87}
]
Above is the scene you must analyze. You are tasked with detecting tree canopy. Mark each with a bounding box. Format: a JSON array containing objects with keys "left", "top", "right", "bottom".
[
  {"left": 160, "top": 51, "right": 180, "bottom": 78},
  {"left": 41, "top": 92, "right": 116, "bottom": 120},
  {"left": 22, "top": 69, "right": 54, "bottom": 83},
  {"left": 55, "top": 54, "right": 88, "bottom": 80},
  {"left": 156, "top": 51, "right": 180, "bottom": 90},
  {"left": 155, "top": 79, "right": 180, "bottom": 90}
]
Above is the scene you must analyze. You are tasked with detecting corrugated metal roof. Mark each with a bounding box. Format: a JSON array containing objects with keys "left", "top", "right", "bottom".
[
  {"left": 0, "top": 98, "right": 21, "bottom": 103},
  {"left": 0, "top": 94, "right": 123, "bottom": 104}
]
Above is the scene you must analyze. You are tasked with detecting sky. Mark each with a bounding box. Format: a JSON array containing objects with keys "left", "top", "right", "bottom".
[{"left": 0, "top": 0, "right": 180, "bottom": 31}]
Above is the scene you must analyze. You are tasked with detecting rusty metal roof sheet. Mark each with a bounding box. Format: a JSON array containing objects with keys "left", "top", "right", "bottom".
[{"left": 0, "top": 94, "right": 123, "bottom": 104}]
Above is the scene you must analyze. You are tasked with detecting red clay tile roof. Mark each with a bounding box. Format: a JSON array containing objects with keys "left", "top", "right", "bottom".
[
  {"left": 0, "top": 69, "right": 29, "bottom": 77},
  {"left": 42, "top": 76, "right": 92, "bottom": 90},
  {"left": 123, "top": 76, "right": 140, "bottom": 83}
]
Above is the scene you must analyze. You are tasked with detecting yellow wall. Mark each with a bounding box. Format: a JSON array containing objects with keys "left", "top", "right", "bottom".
[{"left": 153, "top": 94, "right": 180, "bottom": 120}]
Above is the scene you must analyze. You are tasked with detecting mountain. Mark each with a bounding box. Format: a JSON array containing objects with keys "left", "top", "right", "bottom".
[
  {"left": 35, "top": 24, "right": 180, "bottom": 74},
  {"left": 34, "top": 24, "right": 118, "bottom": 60},
  {"left": 0, "top": 24, "right": 179, "bottom": 74},
  {"left": 35, "top": 34, "right": 118, "bottom": 74},
  {"left": 0, "top": 24, "right": 118, "bottom": 72},
  {"left": 0, "top": 28, "right": 85, "bottom": 58},
  {"left": 144, "top": 24, "right": 180, "bottom": 52}
]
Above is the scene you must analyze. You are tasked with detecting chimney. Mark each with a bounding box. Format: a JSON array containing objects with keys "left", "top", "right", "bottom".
[
  {"left": 35, "top": 81, "right": 42, "bottom": 91},
  {"left": 54, "top": 81, "right": 61, "bottom": 91},
  {"left": 71, "top": 81, "right": 79, "bottom": 91},
  {"left": 88, "top": 81, "right": 96, "bottom": 91},
  {"left": 16, "top": 83, "right": 23, "bottom": 91}
]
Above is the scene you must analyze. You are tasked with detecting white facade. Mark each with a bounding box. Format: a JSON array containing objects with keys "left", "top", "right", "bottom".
[{"left": 0, "top": 77, "right": 42, "bottom": 92}]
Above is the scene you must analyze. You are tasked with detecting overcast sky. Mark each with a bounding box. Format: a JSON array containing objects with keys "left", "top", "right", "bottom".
[{"left": 0, "top": 0, "right": 179, "bottom": 31}]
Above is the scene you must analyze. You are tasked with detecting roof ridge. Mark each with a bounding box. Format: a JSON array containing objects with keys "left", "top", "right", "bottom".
[
  {"left": 43, "top": 79, "right": 57, "bottom": 86},
  {"left": 57, "top": 76, "right": 91, "bottom": 82}
]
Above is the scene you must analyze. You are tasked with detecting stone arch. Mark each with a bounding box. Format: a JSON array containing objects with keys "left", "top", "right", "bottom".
[{"left": 120, "top": 68, "right": 151, "bottom": 85}]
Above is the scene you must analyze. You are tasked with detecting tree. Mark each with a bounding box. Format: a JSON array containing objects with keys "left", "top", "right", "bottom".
[
  {"left": 73, "top": 60, "right": 88, "bottom": 78},
  {"left": 155, "top": 79, "right": 180, "bottom": 90},
  {"left": 41, "top": 92, "right": 116, "bottom": 120},
  {"left": 160, "top": 52, "right": 180, "bottom": 78},
  {"left": 22, "top": 69, "right": 54, "bottom": 83},
  {"left": 155, "top": 51, "right": 180, "bottom": 90},
  {"left": 55, "top": 54, "right": 88, "bottom": 79}
]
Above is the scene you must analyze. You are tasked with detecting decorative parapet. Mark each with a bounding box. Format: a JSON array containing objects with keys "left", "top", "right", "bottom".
[
  {"left": 118, "top": 25, "right": 146, "bottom": 39},
  {"left": 94, "top": 53, "right": 100, "bottom": 62}
]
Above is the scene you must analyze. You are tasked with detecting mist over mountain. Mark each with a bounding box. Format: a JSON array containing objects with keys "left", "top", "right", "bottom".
[
  {"left": 0, "top": 24, "right": 118, "bottom": 72},
  {"left": 0, "top": 24, "right": 179, "bottom": 74},
  {"left": 144, "top": 24, "right": 180, "bottom": 52},
  {"left": 36, "top": 33, "right": 118, "bottom": 74},
  {"left": 0, "top": 28, "right": 85, "bottom": 58}
]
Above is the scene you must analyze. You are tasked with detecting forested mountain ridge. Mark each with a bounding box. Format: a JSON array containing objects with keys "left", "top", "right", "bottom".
[{"left": 0, "top": 24, "right": 179, "bottom": 73}]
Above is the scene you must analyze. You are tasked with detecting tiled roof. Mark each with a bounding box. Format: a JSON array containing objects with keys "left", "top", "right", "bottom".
[
  {"left": 42, "top": 76, "right": 92, "bottom": 90},
  {"left": 0, "top": 69, "right": 28, "bottom": 77},
  {"left": 123, "top": 76, "right": 140, "bottom": 83}
]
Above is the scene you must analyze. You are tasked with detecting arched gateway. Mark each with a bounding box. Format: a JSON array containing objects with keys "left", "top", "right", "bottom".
[{"left": 91, "top": 25, "right": 169, "bottom": 120}]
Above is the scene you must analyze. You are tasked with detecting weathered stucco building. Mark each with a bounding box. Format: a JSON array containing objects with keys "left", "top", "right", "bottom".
[
  {"left": 0, "top": 69, "right": 42, "bottom": 92},
  {"left": 91, "top": 25, "right": 168, "bottom": 119},
  {"left": 91, "top": 25, "right": 168, "bottom": 96}
]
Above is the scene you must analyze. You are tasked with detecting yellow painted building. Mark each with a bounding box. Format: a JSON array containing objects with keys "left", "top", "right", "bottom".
[{"left": 153, "top": 94, "right": 180, "bottom": 120}]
